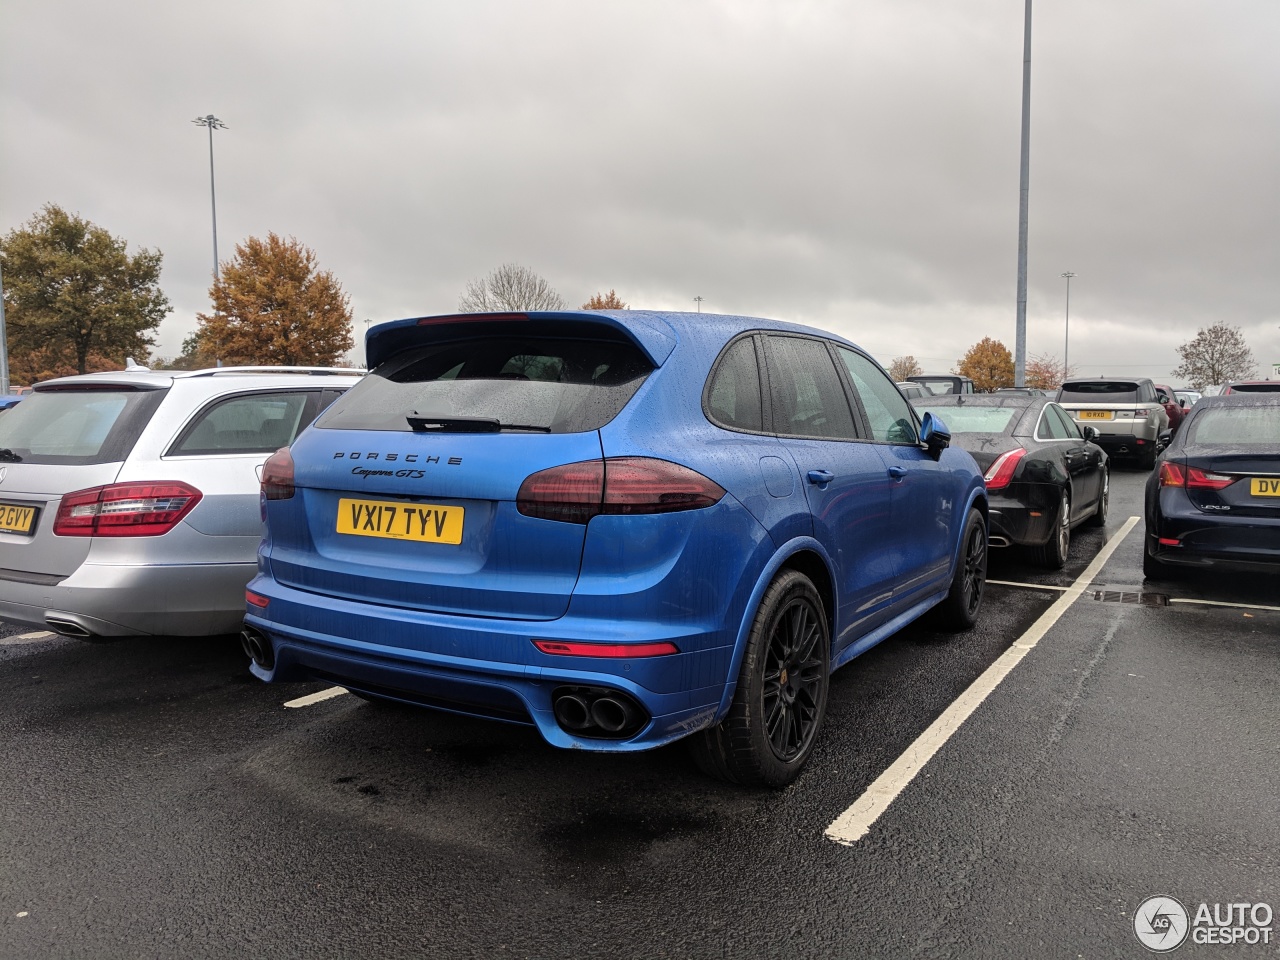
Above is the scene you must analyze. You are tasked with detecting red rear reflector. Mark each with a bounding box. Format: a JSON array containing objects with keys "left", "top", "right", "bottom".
[
  {"left": 517, "top": 458, "right": 725, "bottom": 524},
  {"left": 532, "top": 640, "right": 680, "bottom": 658},
  {"left": 983, "top": 448, "right": 1027, "bottom": 492},
  {"left": 53, "top": 482, "right": 203, "bottom": 537},
  {"left": 261, "top": 446, "right": 295, "bottom": 500},
  {"left": 1158, "top": 538, "right": 1181, "bottom": 546},
  {"left": 245, "top": 590, "right": 270, "bottom": 608},
  {"left": 1158, "top": 462, "right": 1185, "bottom": 487},
  {"left": 1186, "top": 467, "right": 1236, "bottom": 490}
]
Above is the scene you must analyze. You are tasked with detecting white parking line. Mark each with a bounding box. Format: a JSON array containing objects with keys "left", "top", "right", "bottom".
[
  {"left": 1168, "top": 598, "right": 1280, "bottom": 613},
  {"left": 988, "top": 579, "right": 1071, "bottom": 592},
  {"left": 824, "top": 515, "right": 1141, "bottom": 847},
  {"left": 0, "top": 630, "right": 56, "bottom": 645},
  {"left": 283, "top": 686, "right": 349, "bottom": 709}
]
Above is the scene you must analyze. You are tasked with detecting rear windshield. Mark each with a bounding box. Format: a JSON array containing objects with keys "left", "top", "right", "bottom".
[
  {"left": 911, "top": 378, "right": 966, "bottom": 395},
  {"left": 1059, "top": 381, "right": 1140, "bottom": 403},
  {"left": 1227, "top": 383, "right": 1280, "bottom": 393},
  {"left": 914, "top": 405, "right": 1020, "bottom": 435},
  {"left": 0, "top": 388, "right": 164, "bottom": 465},
  {"left": 1185, "top": 406, "right": 1280, "bottom": 445},
  {"left": 317, "top": 336, "right": 653, "bottom": 434}
]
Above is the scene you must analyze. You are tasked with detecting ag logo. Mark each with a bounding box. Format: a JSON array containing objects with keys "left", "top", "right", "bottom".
[{"left": 1135, "top": 895, "right": 1189, "bottom": 952}]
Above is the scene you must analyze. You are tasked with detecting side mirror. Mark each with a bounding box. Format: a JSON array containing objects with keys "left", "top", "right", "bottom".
[
  {"left": 1180, "top": 399, "right": 1188, "bottom": 408},
  {"left": 1083, "top": 425, "right": 1100, "bottom": 442},
  {"left": 920, "top": 411, "right": 951, "bottom": 461},
  {"left": 1157, "top": 429, "right": 1173, "bottom": 449}
]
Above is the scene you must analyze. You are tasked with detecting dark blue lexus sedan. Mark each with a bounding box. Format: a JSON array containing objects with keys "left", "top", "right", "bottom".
[{"left": 243, "top": 311, "right": 988, "bottom": 786}]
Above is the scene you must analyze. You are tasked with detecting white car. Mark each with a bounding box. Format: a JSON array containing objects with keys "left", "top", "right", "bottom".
[{"left": 0, "top": 366, "right": 361, "bottom": 638}]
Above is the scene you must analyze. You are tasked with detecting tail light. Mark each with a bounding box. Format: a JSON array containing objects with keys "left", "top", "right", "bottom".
[
  {"left": 1159, "top": 462, "right": 1185, "bottom": 487},
  {"left": 983, "top": 448, "right": 1027, "bottom": 492},
  {"left": 1186, "top": 467, "right": 1236, "bottom": 490},
  {"left": 1133, "top": 407, "right": 1151, "bottom": 419},
  {"left": 53, "top": 482, "right": 202, "bottom": 537},
  {"left": 517, "top": 457, "right": 726, "bottom": 524},
  {"left": 261, "top": 447, "right": 295, "bottom": 500}
]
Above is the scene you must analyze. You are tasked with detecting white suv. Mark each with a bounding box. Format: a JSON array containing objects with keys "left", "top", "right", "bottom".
[{"left": 0, "top": 366, "right": 361, "bottom": 639}]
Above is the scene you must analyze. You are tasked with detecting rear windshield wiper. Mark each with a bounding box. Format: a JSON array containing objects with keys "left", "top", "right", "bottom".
[
  {"left": 406, "top": 416, "right": 551, "bottom": 434},
  {"left": 0, "top": 448, "right": 23, "bottom": 462}
]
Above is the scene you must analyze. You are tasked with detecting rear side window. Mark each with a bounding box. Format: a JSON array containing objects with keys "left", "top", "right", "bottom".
[
  {"left": 169, "top": 392, "right": 315, "bottom": 456},
  {"left": 705, "top": 337, "right": 763, "bottom": 432},
  {"left": 1060, "top": 381, "right": 1141, "bottom": 403},
  {"left": 0, "top": 388, "right": 164, "bottom": 465},
  {"left": 317, "top": 337, "right": 652, "bottom": 434}
]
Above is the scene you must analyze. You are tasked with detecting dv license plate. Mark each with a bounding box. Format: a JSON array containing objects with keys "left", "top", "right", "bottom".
[
  {"left": 1249, "top": 478, "right": 1280, "bottom": 497},
  {"left": 1079, "top": 410, "right": 1112, "bottom": 420},
  {"left": 336, "top": 498, "right": 464, "bottom": 544},
  {"left": 0, "top": 502, "right": 37, "bottom": 535}
]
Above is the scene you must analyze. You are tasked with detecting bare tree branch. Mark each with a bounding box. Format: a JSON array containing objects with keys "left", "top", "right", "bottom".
[{"left": 458, "top": 263, "right": 565, "bottom": 312}]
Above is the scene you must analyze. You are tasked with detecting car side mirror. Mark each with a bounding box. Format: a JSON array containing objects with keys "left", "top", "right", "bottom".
[
  {"left": 920, "top": 411, "right": 951, "bottom": 461},
  {"left": 1158, "top": 429, "right": 1173, "bottom": 447},
  {"left": 1082, "top": 425, "right": 1100, "bottom": 442}
]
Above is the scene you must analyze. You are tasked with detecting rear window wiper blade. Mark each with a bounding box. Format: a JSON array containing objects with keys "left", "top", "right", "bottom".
[
  {"left": 0, "top": 448, "right": 23, "bottom": 462},
  {"left": 406, "top": 416, "right": 551, "bottom": 434}
]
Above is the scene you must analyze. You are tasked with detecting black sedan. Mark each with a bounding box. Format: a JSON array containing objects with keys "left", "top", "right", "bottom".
[
  {"left": 1143, "top": 394, "right": 1280, "bottom": 578},
  {"left": 912, "top": 395, "right": 1108, "bottom": 568}
]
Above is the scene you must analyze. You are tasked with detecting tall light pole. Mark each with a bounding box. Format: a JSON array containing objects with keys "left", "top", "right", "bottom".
[
  {"left": 1014, "top": 0, "right": 1032, "bottom": 387},
  {"left": 192, "top": 115, "right": 227, "bottom": 281},
  {"left": 1061, "top": 271, "right": 1075, "bottom": 376},
  {"left": 693, "top": 296, "right": 704, "bottom": 313},
  {"left": 0, "top": 258, "right": 9, "bottom": 394}
]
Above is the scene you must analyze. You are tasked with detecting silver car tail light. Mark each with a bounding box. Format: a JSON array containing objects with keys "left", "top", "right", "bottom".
[{"left": 53, "top": 482, "right": 203, "bottom": 537}]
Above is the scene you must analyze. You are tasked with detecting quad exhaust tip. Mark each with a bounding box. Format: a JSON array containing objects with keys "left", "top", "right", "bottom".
[
  {"left": 240, "top": 626, "right": 275, "bottom": 670},
  {"left": 552, "top": 686, "right": 647, "bottom": 739}
]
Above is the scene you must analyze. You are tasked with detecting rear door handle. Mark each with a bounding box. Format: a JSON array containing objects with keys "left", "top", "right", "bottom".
[
  {"left": 887, "top": 466, "right": 907, "bottom": 480},
  {"left": 807, "top": 470, "right": 834, "bottom": 485}
]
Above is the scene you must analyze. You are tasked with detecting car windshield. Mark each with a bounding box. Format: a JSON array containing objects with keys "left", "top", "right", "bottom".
[
  {"left": 317, "top": 336, "right": 652, "bottom": 434},
  {"left": 916, "top": 405, "right": 1020, "bottom": 434},
  {"left": 0, "top": 388, "right": 162, "bottom": 464},
  {"left": 1059, "top": 381, "right": 1141, "bottom": 402},
  {"left": 1185, "top": 405, "right": 1280, "bottom": 444}
]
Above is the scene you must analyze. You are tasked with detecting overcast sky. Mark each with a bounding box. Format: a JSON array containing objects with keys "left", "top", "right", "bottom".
[{"left": 3, "top": 0, "right": 1277, "bottom": 379}]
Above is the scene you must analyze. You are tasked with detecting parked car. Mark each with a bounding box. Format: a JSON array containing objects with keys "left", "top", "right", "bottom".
[
  {"left": 897, "top": 381, "right": 928, "bottom": 401},
  {"left": 911, "top": 394, "right": 1108, "bottom": 568},
  {"left": 243, "top": 311, "right": 989, "bottom": 787},
  {"left": 1222, "top": 381, "right": 1280, "bottom": 395},
  {"left": 1143, "top": 394, "right": 1280, "bottom": 578},
  {"left": 1174, "top": 389, "right": 1202, "bottom": 409},
  {"left": 1154, "top": 384, "right": 1185, "bottom": 436},
  {"left": 0, "top": 396, "right": 24, "bottom": 413},
  {"left": 0, "top": 366, "right": 361, "bottom": 638},
  {"left": 994, "top": 387, "right": 1051, "bottom": 397},
  {"left": 906, "top": 374, "right": 975, "bottom": 395},
  {"left": 1056, "top": 378, "right": 1170, "bottom": 468}
]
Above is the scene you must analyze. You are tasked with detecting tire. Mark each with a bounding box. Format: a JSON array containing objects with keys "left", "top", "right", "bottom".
[
  {"left": 934, "top": 508, "right": 988, "bottom": 630},
  {"left": 689, "top": 570, "right": 830, "bottom": 788},
  {"left": 1032, "top": 491, "right": 1070, "bottom": 569},
  {"left": 1142, "top": 539, "right": 1181, "bottom": 581},
  {"left": 1084, "top": 469, "right": 1109, "bottom": 528}
]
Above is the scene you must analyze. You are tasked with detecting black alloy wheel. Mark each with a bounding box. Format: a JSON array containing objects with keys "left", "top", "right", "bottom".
[
  {"left": 935, "top": 508, "right": 987, "bottom": 630},
  {"left": 1033, "top": 491, "right": 1070, "bottom": 569},
  {"left": 1085, "top": 468, "right": 1109, "bottom": 528},
  {"left": 688, "top": 570, "right": 830, "bottom": 788}
]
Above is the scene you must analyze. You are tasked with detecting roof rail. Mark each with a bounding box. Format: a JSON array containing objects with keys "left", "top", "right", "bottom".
[{"left": 174, "top": 366, "right": 366, "bottom": 378}]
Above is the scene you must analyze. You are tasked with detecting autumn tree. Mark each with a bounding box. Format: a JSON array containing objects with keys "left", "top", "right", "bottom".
[
  {"left": 887, "top": 356, "right": 923, "bottom": 381},
  {"left": 0, "top": 204, "right": 169, "bottom": 375},
  {"left": 956, "top": 337, "right": 1015, "bottom": 392},
  {"left": 191, "top": 233, "right": 354, "bottom": 366},
  {"left": 1025, "top": 352, "right": 1074, "bottom": 392},
  {"left": 459, "top": 263, "right": 565, "bottom": 312},
  {"left": 1171, "top": 323, "right": 1256, "bottom": 389},
  {"left": 582, "top": 290, "right": 628, "bottom": 310}
]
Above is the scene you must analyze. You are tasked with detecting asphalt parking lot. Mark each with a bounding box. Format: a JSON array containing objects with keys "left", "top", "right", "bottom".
[{"left": 1, "top": 467, "right": 1276, "bottom": 959}]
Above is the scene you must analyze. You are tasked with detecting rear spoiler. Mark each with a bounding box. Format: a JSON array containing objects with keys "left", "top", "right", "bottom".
[{"left": 364, "top": 311, "right": 677, "bottom": 370}]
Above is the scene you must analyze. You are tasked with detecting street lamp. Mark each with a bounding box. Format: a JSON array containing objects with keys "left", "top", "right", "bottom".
[
  {"left": 192, "top": 115, "right": 227, "bottom": 282},
  {"left": 1061, "top": 271, "right": 1075, "bottom": 376},
  {"left": 693, "top": 296, "right": 704, "bottom": 313}
]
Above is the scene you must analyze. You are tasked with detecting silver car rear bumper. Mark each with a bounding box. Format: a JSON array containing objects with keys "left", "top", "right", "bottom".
[{"left": 0, "top": 560, "right": 256, "bottom": 637}]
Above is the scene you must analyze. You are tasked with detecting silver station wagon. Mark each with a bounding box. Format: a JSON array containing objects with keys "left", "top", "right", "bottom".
[{"left": 0, "top": 366, "right": 361, "bottom": 639}]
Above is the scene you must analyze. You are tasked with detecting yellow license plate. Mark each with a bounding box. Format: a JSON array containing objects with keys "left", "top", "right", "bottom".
[
  {"left": 336, "top": 498, "right": 464, "bottom": 544},
  {"left": 1249, "top": 478, "right": 1280, "bottom": 497},
  {"left": 0, "top": 503, "right": 36, "bottom": 535},
  {"left": 1079, "top": 410, "right": 1113, "bottom": 420}
]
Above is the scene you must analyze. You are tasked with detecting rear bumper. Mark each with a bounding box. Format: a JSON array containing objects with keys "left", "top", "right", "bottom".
[
  {"left": 1148, "top": 493, "right": 1280, "bottom": 573},
  {"left": 244, "top": 577, "right": 736, "bottom": 753},
  {"left": 987, "top": 484, "right": 1061, "bottom": 547},
  {"left": 0, "top": 561, "right": 256, "bottom": 637},
  {"left": 1090, "top": 433, "right": 1158, "bottom": 459}
]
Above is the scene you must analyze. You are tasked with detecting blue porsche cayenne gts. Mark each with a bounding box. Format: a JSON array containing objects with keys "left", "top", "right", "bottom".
[{"left": 244, "top": 311, "right": 988, "bottom": 786}]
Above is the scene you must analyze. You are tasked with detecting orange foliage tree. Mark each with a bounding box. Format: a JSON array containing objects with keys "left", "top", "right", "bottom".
[
  {"left": 887, "top": 356, "right": 923, "bottom": 381},
  {"left": 582, "top": 290, "right": 628, "bottom": 310},
  {"left": 1025, "top": 352, "right": 1074, "bottom": 391},
  {"left": 192, "top": 234, "right": 354, "bottom": 366},
  {"left": 956, "top": 337, "right": 1015, "bottom": 392}
]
